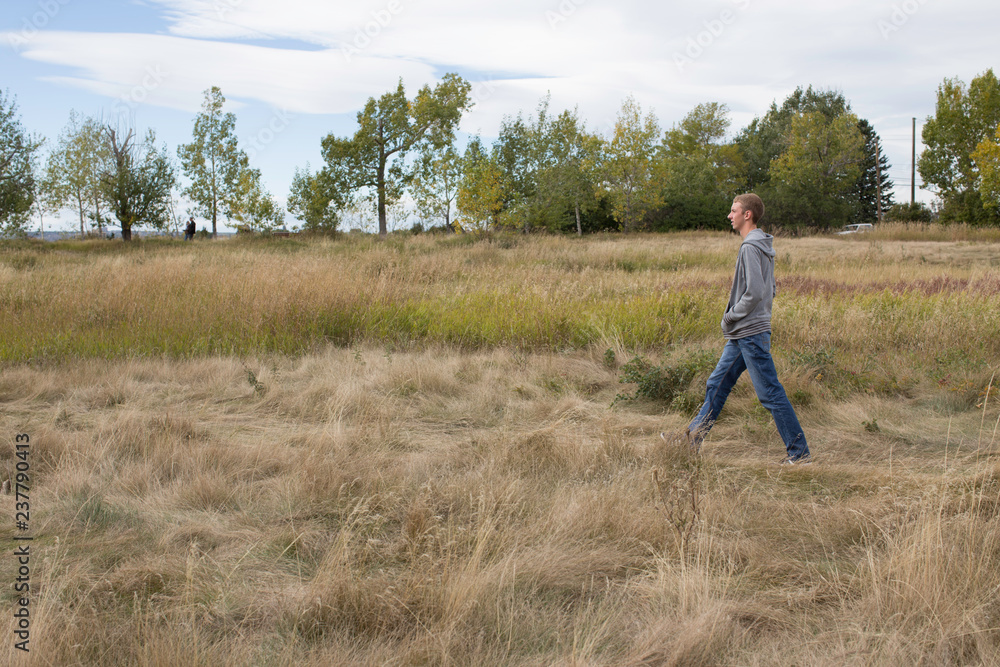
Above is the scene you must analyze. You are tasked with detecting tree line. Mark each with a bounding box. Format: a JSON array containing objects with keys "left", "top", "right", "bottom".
[{"left": 2, "top": 69, "right": 999, "bottom": 240}]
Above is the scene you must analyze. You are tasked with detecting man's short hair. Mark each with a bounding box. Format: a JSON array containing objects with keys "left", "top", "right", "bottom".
[{"left": 733, "top": 193, "right": 764, "bottom": 224}]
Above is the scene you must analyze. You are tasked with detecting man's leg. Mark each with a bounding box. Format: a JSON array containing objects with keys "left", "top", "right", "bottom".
[
  {"left": 737, "top": 333, "right": 809, "bottom": 460},
  {"left": 688, "top": 339, "right": 746, "bottom": 447}
]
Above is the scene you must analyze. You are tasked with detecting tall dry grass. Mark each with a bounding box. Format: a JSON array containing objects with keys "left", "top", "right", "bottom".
[
  {"left": 0, "top": 346, "right": 996, "bottom": 664},
  {"left": 0, "top": 231, "right": 998, "bottom": 664},
  {"left": 2, "top": 232, "right": 998, "bottom": 368},
  {"left": 863, "top": 221, "right": 1000, "bottom": 243}
]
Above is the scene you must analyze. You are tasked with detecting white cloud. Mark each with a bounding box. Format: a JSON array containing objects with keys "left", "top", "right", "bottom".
[
  {"left": 12, "top": 0, "right": 995, "bottom": 134},
  {"left": 12, "top": 31, "right": 440, "bottom": 114},
  {"left": 5, "top": 0, "right": 1000, "bottom": 215}
]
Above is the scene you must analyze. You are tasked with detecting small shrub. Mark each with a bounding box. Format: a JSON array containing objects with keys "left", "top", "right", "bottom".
[
  {"left": 245, "top": 367, "right": 265, "bottom": 394},
  {"left": 614, "top": 350, "right": 714, "bottom": 407},
  {"left": 789, "top": 388, "right": 813, "bottom": 407},
  {"left": 670, "top": 391, "right": 702, "bottom": 415},
  {"left": 885, "top": 202, "right": 934, "bottom": 223}
]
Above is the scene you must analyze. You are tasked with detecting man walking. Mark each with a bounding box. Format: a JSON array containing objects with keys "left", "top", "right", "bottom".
[{"left": 680, "top": 193, "right": 810, "bottom": 464}]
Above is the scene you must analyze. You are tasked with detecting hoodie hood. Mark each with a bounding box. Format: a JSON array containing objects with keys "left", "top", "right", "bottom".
[{"left": 743, "top": 228, "right": 775, "bottom": 258}]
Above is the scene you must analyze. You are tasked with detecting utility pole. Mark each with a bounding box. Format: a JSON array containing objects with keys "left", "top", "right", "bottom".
[
  {"left": 876, "top": 136, "right": 883, "bottom": 223},
  {"left": 33, "top": 198, "right": 45, "bottom": 242},
  {"left": 911, "top": 117, "right": 916, "bottom": 205}
]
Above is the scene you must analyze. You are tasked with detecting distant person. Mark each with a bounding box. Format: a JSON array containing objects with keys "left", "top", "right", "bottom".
[
  {"left": 185, "top": 217, "right": 197, "bottom": 241},
  {"left": 669, "top": 193, "right": 811, "bottom": 465}
]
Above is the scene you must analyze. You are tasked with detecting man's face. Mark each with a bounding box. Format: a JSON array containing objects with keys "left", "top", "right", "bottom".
[{"left": 728, "top": 201, "right": 750, "bottom": 231}]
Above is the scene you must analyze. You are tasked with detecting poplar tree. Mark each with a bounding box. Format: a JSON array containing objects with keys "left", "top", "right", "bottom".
[
  {"left": 45, "top": 111, "right": 109, "bottom": 236},
  {"left": 320, "top": 73, "right": 472, "bottom": 237},
  {"left": 603, "top": 96, "right": 661, "bottom": 232},
  {"left": 177, "top": 86, "right": 248, "bottom": 237},
  {"left": 0, "top": 90, "right": 43, "bottom": 236},
  {"left": 287, "top": 165, "right": 339, "bottom": 234},
  {"left": 972, "top": 122, "right": 1000, "bottom": 209},
  {"left": 537, "top": 108, "right": 603, "bottom": 235},
  {"left": 734, "top": 86, "right": 851, "bottom": 191},
  {"left": 919, "top": 69, "right": 1000, "bottom": 224},
  {"left": 490, "top": 100, "right": 544, "bottom": 231},
  {"left": 655, "top": 102, "right": 743, "bottom": 230},
  {"left": 456, "top": 136, "right": 503, "bottom": 232},
  {"left": 230, "top": 167, "right": 283, "bottom": 233},
  {"left": 100, "top": 126, "right": 175, "bottom": 241},
  {"left": 768, "top": 112, "right": 864, "bottom": 230},
  {"left": 411, "top": 143, "right": 462, "bottom": 231},
  {"left": 734, "top": 87, "right": 880, "bottom": 229}
]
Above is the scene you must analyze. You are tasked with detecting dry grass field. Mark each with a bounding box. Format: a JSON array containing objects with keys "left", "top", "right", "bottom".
[{"left": 1, "top": 226, "right": 999, "bottom": 665}]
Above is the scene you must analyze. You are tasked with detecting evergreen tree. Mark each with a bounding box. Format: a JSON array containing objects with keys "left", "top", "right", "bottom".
[{"left": 852, "top": 119, "right": 895, "bottom": 224}]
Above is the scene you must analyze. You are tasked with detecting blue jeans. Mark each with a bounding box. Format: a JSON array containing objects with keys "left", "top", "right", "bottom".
[{"left": 689, "top": 332, "right": 809, "bottom": 460}]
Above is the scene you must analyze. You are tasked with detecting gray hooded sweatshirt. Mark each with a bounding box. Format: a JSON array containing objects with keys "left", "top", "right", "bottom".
[{"left": 721, "top": 228, "right": 776, "bottom": 340}]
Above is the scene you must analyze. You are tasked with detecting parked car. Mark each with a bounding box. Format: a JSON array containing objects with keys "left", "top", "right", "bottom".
[{"left": 835, "top": 223, "right": 874, "bottom": 235}]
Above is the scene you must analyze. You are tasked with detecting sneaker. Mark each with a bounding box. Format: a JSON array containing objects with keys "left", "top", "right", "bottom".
[{"left": 780, "top": 454, "right": 811, "bottom": 465}]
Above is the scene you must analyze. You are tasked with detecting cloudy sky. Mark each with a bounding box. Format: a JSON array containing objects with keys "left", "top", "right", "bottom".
[{"left": 2, "top": 0, "right": 997, "bottom": 231}]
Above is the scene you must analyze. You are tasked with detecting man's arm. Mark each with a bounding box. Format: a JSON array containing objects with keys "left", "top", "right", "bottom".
[{"left": 722, "top": 246, "right": 767, "bottom": 325}]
